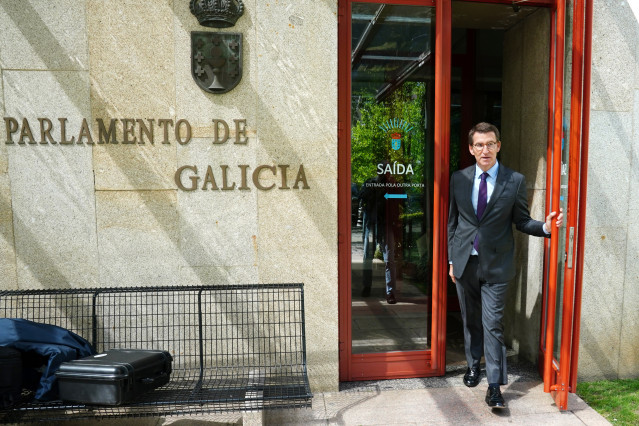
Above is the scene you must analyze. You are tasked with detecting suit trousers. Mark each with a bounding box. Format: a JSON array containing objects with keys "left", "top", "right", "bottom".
[{"left": 455, "top": 256, "right": 509, "bottom": 385}]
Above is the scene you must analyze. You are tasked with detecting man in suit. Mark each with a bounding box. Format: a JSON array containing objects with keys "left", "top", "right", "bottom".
[{"left": 448, "top": 122, "right": 563, "bottom": 409}]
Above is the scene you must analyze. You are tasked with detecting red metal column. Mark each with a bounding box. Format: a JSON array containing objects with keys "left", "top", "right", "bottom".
[
  {"left": 569, "top": 0, "right": 593, "bottom": 394},
  {"left": 552, "top": 0, "right": 585, "bottom": 409},
  {"left": 431, "top": 0, "right": 451, "bottom": 373},
  {"left": 539, "top": 4, "right": 558, "bottom": 379},
  {"left": 337, "top": 0, "right": 352, "bottom": 381},
  {"left": 543, "top": 0, "right": 566, "bottom": 393}
]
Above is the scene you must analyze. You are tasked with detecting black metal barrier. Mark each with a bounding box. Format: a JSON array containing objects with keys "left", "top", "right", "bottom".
[{"left": 0, "top": 284, "right": 312, "bottom": 423}]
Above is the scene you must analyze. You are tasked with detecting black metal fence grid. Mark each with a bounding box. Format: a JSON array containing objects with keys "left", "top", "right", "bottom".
[{"left": 0, "top": 284, "right": 312, "bottom": 423}]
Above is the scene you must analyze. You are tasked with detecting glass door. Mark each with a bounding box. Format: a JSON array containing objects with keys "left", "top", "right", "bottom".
[
  {"left": 540, "top": 0, "right": 592, "bottom": 410},
  {"left": 338, "top": 0, "right": 449, "bottom": 381}
]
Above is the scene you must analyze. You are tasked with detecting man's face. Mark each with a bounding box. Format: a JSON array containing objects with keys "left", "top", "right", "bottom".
[{"left": 469, "top": 131, "right": 501, "bottom": 171}]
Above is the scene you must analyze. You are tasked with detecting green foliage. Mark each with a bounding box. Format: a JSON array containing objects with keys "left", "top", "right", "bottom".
[
  {"left": 351, "top": 82, "right": 429, "bottom": 187},
  {"left": 577, "top": 379, "right": 639, "bottom": 425},
  {"left": 351, "top": 81, "right": 434, "bottom": 280}
]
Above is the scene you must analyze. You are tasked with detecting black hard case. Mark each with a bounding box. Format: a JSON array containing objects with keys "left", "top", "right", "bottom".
[
  {"left": 0, "top": 346, "right": 22, "bottom": 408},
  {"left": 56, "top": 349, "right": 172, "bottom": 405}
]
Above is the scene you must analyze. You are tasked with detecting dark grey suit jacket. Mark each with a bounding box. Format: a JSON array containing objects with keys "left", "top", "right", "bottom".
[{"left": 447, "top": 163, "right": 548, "bottom": 283}]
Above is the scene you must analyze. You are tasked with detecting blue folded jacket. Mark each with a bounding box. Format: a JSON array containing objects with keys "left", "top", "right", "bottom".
[{"left": 0, "top": 318, "right": 95, "bottom": 401}]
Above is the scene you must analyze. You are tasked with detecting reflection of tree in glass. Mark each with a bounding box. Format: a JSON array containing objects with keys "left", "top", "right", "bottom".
[
  {"left": 352, "top": 81, "right": 433, "bottom": 283},
  {"left": 351, "top": 82, "right": 426, "bottom": 187}
]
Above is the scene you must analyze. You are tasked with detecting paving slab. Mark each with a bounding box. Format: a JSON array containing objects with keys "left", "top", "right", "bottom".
[
  {"left": 257, "top": 383, "right": 609, "bottom": 425},
  {"left": 263, "top": 361, "right": 611, "bottom": 426}
]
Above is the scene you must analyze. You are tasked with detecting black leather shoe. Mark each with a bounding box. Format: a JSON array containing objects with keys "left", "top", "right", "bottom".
[
  {"left": 485, "top": 386, "right": 506, "bottom": 409},
  {"left": 386, "top": 291, "right": 397, "bottom": 304},
  {"left": 463, "top": 367, "right": 481, "bottom": 387}
]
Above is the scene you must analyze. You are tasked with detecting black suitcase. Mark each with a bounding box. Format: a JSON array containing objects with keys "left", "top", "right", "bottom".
[
  {"left": 0, "top": 346, "right": 22, "bottom": 408},
  {"left": 55, "top": 349, "right": 172, "bottom": 405}
]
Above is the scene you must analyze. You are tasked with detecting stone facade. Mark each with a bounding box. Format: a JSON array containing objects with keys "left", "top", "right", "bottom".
[
  {"left": 0, "top": 0, "right": 338, "bottom": 391},
  {"left": 579, "top": 0, "right": 639, "bottom": 380}
]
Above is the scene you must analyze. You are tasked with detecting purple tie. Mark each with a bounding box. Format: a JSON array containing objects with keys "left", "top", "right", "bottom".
[{"left": 474, "top": 172, "right": 488, "bottom": 251}]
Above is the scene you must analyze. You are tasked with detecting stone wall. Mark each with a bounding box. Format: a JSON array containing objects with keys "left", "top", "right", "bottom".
[
  {"left": 578, "top": 0, "right": 639, "bottom": 381},
  {"left": 501, "top": 8, "right": 550, "bottom": 365},
  {"left": 0, "top": 0, "right": 339, "bottom": 391}
]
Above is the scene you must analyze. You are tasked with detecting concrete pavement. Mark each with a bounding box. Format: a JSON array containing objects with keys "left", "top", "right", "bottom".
[
  {"left": 161, "top": 361, "right": 611, "bottom": 425},
  {"left": 265, "top": 380, "right": 610, "bottom": 425}
]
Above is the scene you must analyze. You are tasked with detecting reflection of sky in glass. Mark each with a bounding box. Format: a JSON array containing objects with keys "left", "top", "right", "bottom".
[{"left": 351, "top": 5, "right": 434, "bottom": 95}]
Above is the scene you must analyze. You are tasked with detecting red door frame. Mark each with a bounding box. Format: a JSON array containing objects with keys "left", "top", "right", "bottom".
[
  {"left": 539, "top": 0, "right": 592, "bottom": 410},
  {"left": 338, "top": 0, "right": 590, "bottom": 390},
  {"left": 540, "top": 0, "right": 566, "bottom": 392},
  {"left": 337, "top": 0, "right": 448, "bottom": 381}
]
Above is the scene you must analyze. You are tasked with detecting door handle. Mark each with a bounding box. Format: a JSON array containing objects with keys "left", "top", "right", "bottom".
[{"left": 567, "top": 227, "right": 575, "bottom": 268}]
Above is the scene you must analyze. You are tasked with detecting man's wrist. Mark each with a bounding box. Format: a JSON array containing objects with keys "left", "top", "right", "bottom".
[{"left": 542, "top": 223, "right": 551, "bottom": 235}]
